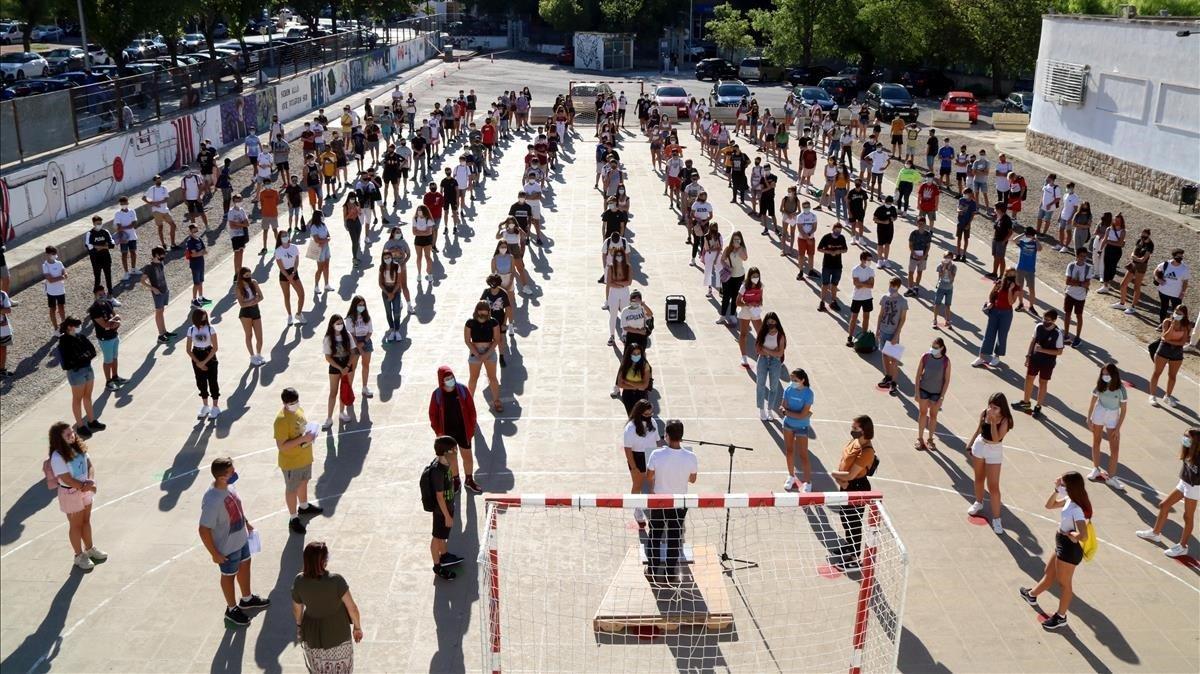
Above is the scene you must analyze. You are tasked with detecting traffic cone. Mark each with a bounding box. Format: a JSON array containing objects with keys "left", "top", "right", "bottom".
[
  {"left": 457, "top": 60, "right": 461, "bottom": 70},
  {"left": 489, "top": 53, "right": 493, "bottom": 63},
  {"left": 442, "top": 70, "right": 447, "bottom": 79}
]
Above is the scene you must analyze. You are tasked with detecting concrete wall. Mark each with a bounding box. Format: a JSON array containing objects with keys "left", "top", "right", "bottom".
[
  {"left": 1029, "top": 16, "right": 1200, "bottom": 189},
  {"left": 1, "top": 35, "right": 429, "bottom": 243}
]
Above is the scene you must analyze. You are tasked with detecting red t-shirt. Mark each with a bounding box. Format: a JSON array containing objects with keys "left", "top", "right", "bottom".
[
  {"left": 259, "top": 189, "right": 280, "bottom": 217},
  {"left": 917, "top": 183, "right": 940, "bottom": 212},
  {"left": 481, "top": 124, "right": 497, "bottom": 145},
  {"left": 423, "top": 192, "right": 444, "bottom": 221}
]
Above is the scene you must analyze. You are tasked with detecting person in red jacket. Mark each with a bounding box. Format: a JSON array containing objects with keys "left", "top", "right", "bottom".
[
  {"left": 917, "top": 174, "right": 940, "bottom": 225},
  {"left": 1006, "top": 172, "right": 1027, "bottom": 223},
  {"left": 429, "top": 365, "right": 481, "bottom": 493}
]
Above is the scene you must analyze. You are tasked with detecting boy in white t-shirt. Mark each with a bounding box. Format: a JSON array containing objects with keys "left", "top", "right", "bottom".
[
  {"left": 847, "top": 251, "right": 875, "bottom": 347},
  {"left": 113, "top": 196, "right": 140, "bottom": 281},
  {"left": 42, "top": 245, "right": 67, "bottom": 331},
  {"left": 645, "top": 419, "right": 698, "bottom": 584}
]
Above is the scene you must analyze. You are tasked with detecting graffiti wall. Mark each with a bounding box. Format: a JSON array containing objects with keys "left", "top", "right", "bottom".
[
  {"left": 1, "top": 106, "right": 219, "bottom": 241},
  {"left": 218, "top": 89, "right": 278, "bottom": 144}
]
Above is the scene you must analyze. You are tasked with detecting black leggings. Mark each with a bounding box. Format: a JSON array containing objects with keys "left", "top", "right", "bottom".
[
  {"left": 836, "top": 477, "right": 871, "bottom": 562},
  {"left": 720, "top": 275, "right": 744, "bottom": 317},
  {"left": 620, "top": 387, "right": 647, "bottom": 415},
  {"left": 190, "top": 348, "right": 220, "bottom": 400},
  {"left": 896, "top": 182, "right": 913, "bottom": 211},
  {"left": 1102, "top": 245, "right": 1122, "bottom": 283},
  {"left": 345, "top": 218, "right": 363, "bottom": 259},
  {"left": 90, "top": 252, "right": 113, "bottom": 293}
]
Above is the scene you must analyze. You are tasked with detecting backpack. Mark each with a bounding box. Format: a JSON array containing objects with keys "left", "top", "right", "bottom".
[
  {"left": 42, "top": 458, "right": 59, "bottom": 491},
  {"left": 854, "top": 330, "right": 877, "bottom": 354},
  {"left": 1081, "top": 521, "right": 1098, "bottom": 562},
  {"left": 866, "top": 454, "right": 880, "bottom": 477},
  {"left": 420, "top": 459, "right": 442, "bottom": 512}
]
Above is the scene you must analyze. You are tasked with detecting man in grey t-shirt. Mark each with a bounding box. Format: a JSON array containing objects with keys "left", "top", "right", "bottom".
[
  {"left": 198, "top": 457, "right": 270, "bottom": 627},
  {"left": 875, "top": 278, "right": 909, "bottom": 395}
]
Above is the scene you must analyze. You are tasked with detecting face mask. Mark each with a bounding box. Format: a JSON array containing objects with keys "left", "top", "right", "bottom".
[
  {"left": 630, "top": 354, "right": 642, "bottom": 363},
  {"left": 1055, "top": 485, "right": 1066, "bottom": 497},
  {"left": 850, "top": 429, "right": 863, "bottom": 439},
  {"left": 608, "top": 205, "right": 616, "bottom": 210},
  {"left": 615, "top": 255, "right": 624, "bottom": 262},
  {"left": 92, "top": 223, "right": 101, "bottom": 230},
  {"left": 518, "top": 198, "right": 526, "bottom": 203},
  {"left": 356, "top": 305, "right": 366, "bottom": 313},
  {"left": 392, "top": 232, "right": 401, "bottom": 240},
  {"left": 443, "top": 377, "right": 456, "bottom": 391},
  {"left": 1174, "top": 313, "right": 1184, "bottom": 321},
  {"left": 1174, "top": 257, "right": 1184, "bottom": 263},
  {"left": 930, "top": 347, "right": 942, "bottom": 356},
  {"left": 333, "top": 322, "right": 344, "bottom": 331},
  {"left": 227, "top": 471, "right": 240, "bottom": 485},
  {"left": 750, "top": 276, "right": 760, "bottom": 283},
  {"left": 1183, "top": 436, "right": 1193, "bottom": 448},
  {"left": 241, "top": 275, "right": 251, "bottom": 282},
  {"left": 67, "top": 327, "right": 78, "bottom": 336},
  {"left": 285, "top": 403, "right": 300, "bottom": 413}
]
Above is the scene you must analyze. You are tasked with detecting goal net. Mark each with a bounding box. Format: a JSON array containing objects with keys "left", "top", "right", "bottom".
[{"left": 479, "top": 492, "right": 908, "bottom": 674}]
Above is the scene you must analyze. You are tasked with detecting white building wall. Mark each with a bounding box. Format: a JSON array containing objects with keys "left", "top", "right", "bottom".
[{"left": 1030, "top": 16, "right": 1200, "bottom": 182}]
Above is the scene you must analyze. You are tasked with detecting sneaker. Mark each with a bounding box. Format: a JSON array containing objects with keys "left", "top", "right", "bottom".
[
  {"left": 294, "top": 313, "right": 306, "bottom": 325},
  {"left": 1013, "top": 400, "right": 1031, "bottom": 411},
  {"left": 1032, "top": 405, "right": 1043, "bottom": 418},
  {"left": 339, "top": 410, "right": 352, "bottom": 422},
  {"left": 238, "top": 594, "right": 271, "bottom": 610},
  {"left": 74, "top": 552, "right": 95, "bottom": 570},
  {"left": 464, "top": 476, "right": 483, "bottom": 494},
  {"left": 289, "top": 517, "right": 307, "bottom": 535},
  {"left": 834, "top": 556, "right": 860, "bottom": 572},
  {"left": 287, "top": 315, "right": 295, "bottom": 326},
  {"left": 499, "top": 354, "right": 507, "bottom": 368},
  {"left": 106, "top": 380, "right": 120, "bottom": 391},
  {"left": 1086, "top": 467, "right": 1103, "bottom": 481},
  {"left": 1041, "top": 613, "right": 1068, "bottom": 631},
  {"left": 297, "top": 503, "right": 324, "bottom": 515},
  {"left": 362, "top": 386, "right": 374, "bottom": 398},
  {"left": 1071, "top": 337, "right": 1082, "bottom": 348},
  {"left": 971, "top": 357, "right": 987, "bottom": 367},
  {"left": 967, "top": 501, "right": 983, "bottom": 516},
  {"left": 158, "top": 334, "right": 172, "bottom": 343},
  {"left": 109, "top": 298, "right": 122, "bottom": 308},
  {"left": 846, "top": 337, "right": 854, "bottom": 348},
  {"left": 1124, "top": 307, "right": 1137, "bottom": 315},
  {"left": 1028, "top": 307, "right": 1040, "bottom": 318},
  {"left": 321, "top": 418, "right": 333, "bottom": 431},
  {"left": 877, "top": 377, "right": 891, "bottom": 389},
  {"left": 224, "top": 606, "right": 251, "bottom": 627},
  {"left": 1109, "top": 302, "right": 1127, "bottom": 310},
  {"left": 784, "top": 476, "right": 799, "bottom": 492},
  {"left": 889, "top": 383, "right": 899, "bottom": 396},
  {"left": 1149, "top": 395, "right": 1160, "bottom": 407},
  {"left": 86, "top": 419, "right": 106, "bottom": 431},
  {"left": 830, "top": 301, "right": 842, "bottom": 312},
  {"left": 1164, "top": 544, "right": 1188, "bottom": 558},
  {"left": 992, "top": 519, "right": 1004, "bottom": 535},
  {"left": 1019, "top": 587, "right": 1038, "bottom": 605},
  {"left": 818, "top": 302, "right": 828, "bottom": 313},
  {"left": 1108, "top": 476, "right": 1125, "bottom": 491},
  {"left": 208, "top": 405, "right": 220, "bottom": 420},
  {"left": 324, "top": 285, "right": 335, "bottom": 293},
  {"left": 988, "top": 356, "right": 1000, "bottom": 367},
  {"left": 1164, "top": 395, "right": 1179, "bottom": 408},
  {"left": 259, "top": 247, "right": 268, "bottom": 256},
  {"left": 439, "top": 552, "right": 464, "bottom": 567},
  {"left": 433, "top": 564, "right": 457, "bottom": 580},
  {"left": 801, "top": 481, "right": 812, "bottom": 493},
  {"left": 760, "top": 408, "right": 769, "bottom": 421},
  {"left": 1135, "top": 529, "right": 1162, "bottom": 543}
]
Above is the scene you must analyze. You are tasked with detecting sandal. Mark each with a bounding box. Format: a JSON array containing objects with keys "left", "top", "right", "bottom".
[
  {"left": 926, "top": 437, "right": 937, "bottom": 451},
  {"left": 914, "top": 439, "right": 927, "bottom": 451}
]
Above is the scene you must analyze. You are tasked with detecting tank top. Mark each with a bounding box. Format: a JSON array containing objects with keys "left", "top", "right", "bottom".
[
  {"left": 381, "top": 264, "right": 398, "bottom": 288},
  {"left": 728, "top": 253, "right": 746, "bottom": 277},
  {"left": 918, "top": 354, "right": 946, "bottom": 394},
  {"left": 980, "top": 412, "right": 1001, "bottom": 442},
  {"left": 762, "top": 332, "right": 779, "bottom": 351},
  {"left": 741, "top": 287, "right": 763, "bottom": 305},
  {"left": 494, "top": 254, "right": 513, "bottom": 274},
  {"left": 624, "top": 366, "right": 643, "bottom": 384},
  {"left": 992, "top": 284, "right": 1015, "bottom": 310}
]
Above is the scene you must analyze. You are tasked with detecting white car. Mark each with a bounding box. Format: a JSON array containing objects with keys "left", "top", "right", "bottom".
[
  {"left": 31, "top": 25, "right": 64, "bottom": 42},
  {"left": 86, "top": 43, "right": 112, "bottom": 66},
  {"left": 0, "top": 52, "right": 49, "bottom": 80},
  {"left": 0, "top": 22, "right": 25, "bottom": 45}
]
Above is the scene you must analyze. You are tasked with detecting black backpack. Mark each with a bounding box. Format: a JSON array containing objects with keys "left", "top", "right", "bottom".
[{"left": 420, "top": 459, "right": 441, "bottom": 512}]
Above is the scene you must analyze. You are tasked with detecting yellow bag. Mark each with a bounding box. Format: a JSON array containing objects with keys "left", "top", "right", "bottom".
[{"left": 1081, "top": 521, "right": 1098, "bottom": 562}]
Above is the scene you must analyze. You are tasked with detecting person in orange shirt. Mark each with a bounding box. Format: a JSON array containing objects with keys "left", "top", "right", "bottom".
[
  {"left": 258, "top": 180, "right": 282, "bottom": 256},
  {"left": 829, "top": 415, "right": 877, "bottom": 572}
]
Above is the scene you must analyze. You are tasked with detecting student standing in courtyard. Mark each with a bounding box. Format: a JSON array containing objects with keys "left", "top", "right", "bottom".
[
  {"left": 645, "top": 420, "right": 699, "bottom": 584},
  {"left": 1016, "top": 309, "right": 1064, "bottom": 418},
  {"left": 623, "top": 399, "right": 661, "bottom": 528},
  {"left": 47, "top": 422, "right": 107, "bottom": 570},
  {"left": 429, "top": 366, "right": 482, "bottom": 494},
  {"left": 423, "top": 436, "right": 464, "bottom": 579},
  {"left": 1086, "top": 362, "right": 1128, "bottom": 490},
  {"left": 186, "top": 308, "right": 221, "bottom": 421},
  {"left": 292, "top": 541, "right": 364, "bottom": 672},
  {"left": 967, "top": 393, "right": 1014, "bottom": 534},
  {"left": 275, "top": 387, "right": 321, "bottom": 535},
  {"left": 830, "top": 415, "right": 876, "bottom": 571},
  {"left": 1020, "top": 472, "right": 1091, "bottom": 631},
  {"left": 1136, "top": 428, "right": 1199, "bottom": 558},
  {"left": 57, "top": 317, "right": 103, "bottom": 437},
  {"left": 914, "top": 337, "right": 950, "bottom": 451},
  {"left": 198, "top": 456, "right": 271, "bottom": 627}
]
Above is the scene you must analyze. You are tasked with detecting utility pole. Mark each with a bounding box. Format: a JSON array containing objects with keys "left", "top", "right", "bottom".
[{"left": 77, "top": 0, "right": 90, "bottom": 69}]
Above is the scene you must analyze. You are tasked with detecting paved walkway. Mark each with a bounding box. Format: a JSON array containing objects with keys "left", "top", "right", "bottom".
[{"left": 1, "top": 57, "right": 1197, "bottom": 673}]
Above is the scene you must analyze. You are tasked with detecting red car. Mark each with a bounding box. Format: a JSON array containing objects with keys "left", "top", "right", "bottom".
[
  {"left": 556, "top": 47, "right": 573, "bottom": 65},
  {"left": 652, "top": 85, "right": 689, "bottom": 117},
  {"left": 940, "top": 91, "right": 979, "bottom": 123}
]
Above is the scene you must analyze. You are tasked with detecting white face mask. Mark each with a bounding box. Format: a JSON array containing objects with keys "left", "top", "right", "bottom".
[
  {"left": 1174, "top": 313, "right": 1185, "bottom": 321},
  {"left": 442, "top": 377, "right": 456, "bottom": 391},
  {"left": 285, "top": 402, "right": 300, "bottom": 412},
  {"left": 1101, "top": 375, "right": 1112, "bottom": 383},
  {"left": 749, "top": 276, "right": 760, "bottom": 283},
  {"left": 1183, "top": 436, "right": 1193, "bottom": 448},
  {"left": 392, "top": 232, "right": 401, "bottom": 240},
  {"left": 929, "top": 347, "right": 942, "bottom": 356}
]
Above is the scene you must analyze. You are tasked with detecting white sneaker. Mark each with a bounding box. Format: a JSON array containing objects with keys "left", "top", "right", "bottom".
[
  {"left": 1135, "top": 529, "right": 1162, "bottom": 543},
  {"left": 324, "top": 285, "right": 335, "bottom": 293},
  {"left": 287, "top": 315, "right": 295, "bottom": 326},
  {"left": 339, "top": 410, "right": 352, "bottom": 422},
  {"left": 122, "top": 272, "right": 133, "bottom": 282},
  {"left": 1124, "top": 307, "right": 1137, "bottom": 315},
  {"left": 1109, "top": 302, "right": 1126, "bottom": 309},
  {"left": 208, "top": 405, "right": 220, "bottom": 420},
  {"left": 74, "top": 552, "right": 95, "bottom": 570},
  {"left": 1164, "top": 544, "right": 1188, "bottom": 558},
  {"left": 321, "top": 418, "right": 333, "bottom": 431},
  {"left": 407, "top": 304, "right": 415, "bottom": 313},
  {"left": 1086, "top": 467, "right": 1102, "bottom": 481},
  {"left": 784, "top": 475, "right": 799, "bottom": 492},
  {"left": 85, "top": 546, "right": 108, "bottom": 562},
  {"left": 967, "top": 501, "right": 983, "bottom": 516},
  {"left": 1108, "top": 476, "right": 1125, "bottom": 491},
  {"left": 992, "top": 519, "right": 1004, "bottom": 535},
  {"left": 759, "top": 408, "right": 769, "bottom": 421},
  {"left": 801, "top": 481, "right": 812, "bottom": 493},
  {"left": 1163, "top": 395, "right": 1179, "bottom": 408},
  {"left": 1149, "top": 395, "right": 1160, "bottom": 407},
  {"left": 197, "top": 405, "right": 209, "bottom": 420},
  {"left": 633, "top": 507, "right": 646, "bottom": 524},
  {"left": 109, "top": 298, "right": 122, "bottom": 307},
  {"left": 295, "top": 313, "right": 306, "bottom": 324},
  {"left": 971, "top": 357, "right": 987, "bottom": 367},
  {"left": 363, "top": 386, "right": 374, "bottom": 398},
  {"left": 988, "top": 356, "right": 1000, "bottom": 367}
]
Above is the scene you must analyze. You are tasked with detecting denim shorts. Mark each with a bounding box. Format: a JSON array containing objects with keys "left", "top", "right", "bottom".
[
  {"left": 99, "top": 337, "right": 119, "bottom": 364},
  {"left": 218, "top": 542, "right": 252, "bottom": 575},
  {"left": 820, "top": 267, "right": 842, "bottom": 287},
  {"left": 120, "top": 240, "right": 137, "bottom": 253},
  {"left": 1037, "top": 208, "right": 1054, "bottom": 221},
  {"left": 153, "top": 289, "right": 169, "bottom": 309},
  {"left": 66, "top": 366, "right": 94, "bottom": 387},
  {"left": 189, "top": 261, "right": 205, "bottom": 284},
  {"left": 934, "top": 287, "right": 954, "bottom": 306},
  {"left": 357, "top": 337, "right": 373, "bottom": 354}
]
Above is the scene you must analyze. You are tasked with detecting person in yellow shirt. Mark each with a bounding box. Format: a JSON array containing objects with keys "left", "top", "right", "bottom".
[
  {"left": 319, "top": 149, "right": 338, "bottom": 192},
  {"left": 889, "top": 116, "right": 906, "bottom": 155},
  {"left": 274, "top": 387, "right": 320, "bottom": 535}
]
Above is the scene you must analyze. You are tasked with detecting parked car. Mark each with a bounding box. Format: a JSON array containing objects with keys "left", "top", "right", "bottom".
[
  {"left": 898, "top": 68, "right": 955, "bottom": 98},
  {"left": 0, "top": 22, "right": 26, "bottom": 45},
  {"left": 694, "top": 57, "right": 738, "bottom": 82},
  {"left": 31, "top": 25, "right": 64, "bottom": 42},
  {"left": 124, "top": 39, "right": 158, "bottom": 61},
  {"left": 709, "top": 79, "right": 751, "bottom": 107},
  {"left": 939, "top": 90, "right": 979, "bottom": 122},
  {"left": 785, "top": 65, "right": 834, "bottom": 86},
  {"left": 42, "top": 47, "right": 85, "bottom": 73},
  {"left": 865, "top": 82, "right": 919, "bottom": 123},
  {"left": 58, "top": 70, "right": 112, "bottom": 87},
  {"left": 652, "top": 85, "right": 690, "bottom": 117},
  {"left": 1, "top": 52, "right": 49, "bottom": 81},
  {"left": 686, "top": 42, "right": 717, "bottom": 60},
  {"left": 737, "top": 56, "right": 785, "bottom": 83},
  {"left": 793, "top": 85, "right": 838, "bottom": 112},
  {"left": 1002, "top": 90, "right": 1033, "bottom": 114},
  {"left": 556, "top": 46, "right": 573, "bottom": 65},
  {"left": 569, "top": 81, "right": 614, "bottom": 100},
  {"left": 179, "top": 33, "right": 206, "bottom": 52},
  {"left": 837, "top": 66, "right": 887, "bottom": 92},
  {"left": 211, "top": 23, "right": 229, "bottom": 39},
  {"left": 817, "top": 76, "right": 855, "bottom": 106},
  {"left": 22, "top": 77, "right": 72, "bottom": 94},
  {"left": 86, "top": 44, "right": 112, "bottom": 66}
]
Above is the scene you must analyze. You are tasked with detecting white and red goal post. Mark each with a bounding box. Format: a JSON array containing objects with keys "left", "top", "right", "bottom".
[{"left": 480, "top": 492, "right": 908, "bottom": 674}]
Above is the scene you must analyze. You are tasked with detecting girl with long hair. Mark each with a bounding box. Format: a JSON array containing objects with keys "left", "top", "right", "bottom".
[
  {"left": 309, "top": 211, "right": 333, "bottom": 294},
  {"left": 1137, "top": 428, "right": 1200, "bottom": 558},
  {"left": 1149, "top": 304, "right": 1191, "bottom": 408},
  {"left": 47, "top": 421, "right": 107, "bottom": 570},
  {"left": 1020, "top": 471, "right": 1092, "bottom": 631},
  {"left": 967, "top": 392, "right": 1014, "bottom": 534},
  {"left": 464, "top": 300, "right": 502, "bottom": 412},
  {"left": 186, "top": 308, "right": 220, "bottom": 421},
  {"left": 343, "top": 193, "right": 363, "bottom": 268},
  {"left": 735, "top": 267, "right": 764, "bottom": 367},
  {"left": 412, "top": 204, "right": 437, "bottom": 283},
  {"left": 1086, "top": 362, "right": 1128, "bottom": 489},
  {"left": 972, "top": 270, "right": 1021, "bottom": 368},
  {"left": 779, "top": 367, "right": 814, "bottom": 493},
  {"left": 754, "top": 312, "right": 786, "bottom": 419},
  {"left": 718, "top": 231, "right": 748, "bottom": 324},
  {"left": 914, "top": 337, "right": 951, "bottom": 451},
  {"left": 235, "top": 266, "right": 264, "bottom": 366},
  {"left": 378, "top": 245, "right": 409, "bottom": 343},
  {"left": 606, "top": 249, "right": 633, "bottom": 347},
  {"left": 322, "top": 314, "right": 357, "bottom": 430},
  {"left": 274, "top": 230, "right": 306, "bottom": 326},
  {"left": 56, "top": 316, "right": 102, "bottom": 436},
  {"left": 622, "top": 399, "right": 660, "bottom": 528},
  {"left": 614, "top": 343, "right": 651, "bottom": 415},
  {"left": 346, "top": 296, "right": 374, "bottom": 398}
]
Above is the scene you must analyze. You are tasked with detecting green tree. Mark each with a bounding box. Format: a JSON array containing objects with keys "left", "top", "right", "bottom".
[
  {"left": 599, "top": 0, "right": 642, "bottom": 32},
  {"left": 83, "top": 0, "right": 151, "bottom": 67},
  {"left": 6, "top": 0, "right": 66, "bottom": 51},
  {"left": 706, "top": 2, "right": 754, "bottom": 60},
  {"left": 538, "top": 0, "right": 593, "bottom": 33},
  {"left": 952, "top": 0, "right": 1043, "bottom": 93},
  {"left": 749, "top": 0, "right": 824, "bottom": 66}
]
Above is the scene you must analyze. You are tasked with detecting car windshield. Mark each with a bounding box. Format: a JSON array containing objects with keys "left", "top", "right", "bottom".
[
  {"left": 717, "top": 84, "right": 749, "bottom": 97},
  {"left": 1, "top": 53, "right": 25, "bottom": 63},
  {"left": 950, "top": 96, "right": 974, "bottom": 104},
  {"left": 819, "top": 78, "right": 841, "bottom": 88},
  {"left": 185, "top": 34, "right": 204, "bottom": 40},
  {"left": 46, "top": 49, "right": 73, "bottom": 57},
  {"left": 801, "top": 87, "right": 831, "bottom": 100},
  {"left": 1018, "top": 93, "right": 1032, "bottom": 103},
  {"left": 880, "top": 85, "right": 910, "bottom": 100},
  {"left": 656, "top": 87, "right": 686, "bottom": 97}
]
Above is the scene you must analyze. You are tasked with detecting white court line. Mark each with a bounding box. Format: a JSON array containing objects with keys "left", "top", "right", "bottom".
[{"left": 1, "top": 416, "right": 1164, "bottom": 561}]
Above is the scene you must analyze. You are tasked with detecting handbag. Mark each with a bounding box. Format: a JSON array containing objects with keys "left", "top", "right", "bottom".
[
  {"left": 1148, "top": 338, "right": 1161, "bottom": 361},
  {"left": 305, "top": 239, "right": 322, "bottom": 260},
  {"left": 338, "top": 375, "right": 355, "bottom": 406}
]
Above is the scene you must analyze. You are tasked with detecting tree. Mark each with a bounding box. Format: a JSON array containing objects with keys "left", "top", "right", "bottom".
[
  {"left": 83, "top": 0, "right": 150, "bottom": 68},
  {"left": 952, "top": 0, "right": 1043, "bottom": 93},
  {"left": 706, "top": 2, "right": 754, "bottom": 60},
  {"left": 7, "top": 0, "right": 64, "bottom": 52},
  {"left": 538, "top": 0, "right": 593, "bottom": 33},
  {"left": 750, "top": 0, "right": 824, "bottom": 67},
  {"left": 599, "top": 0, "right": 642, "bottom": 32}
]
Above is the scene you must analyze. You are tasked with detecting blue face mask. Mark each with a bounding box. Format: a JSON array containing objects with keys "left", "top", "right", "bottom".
[
  {"left": 227, "top": 471, "right": 239, "bottom": 485},
  {"left": 356, "top": 305, "right": 366, "bottom": 313},
  {"left": 631, "top": 354, "right": 642, "bottom": 363}
]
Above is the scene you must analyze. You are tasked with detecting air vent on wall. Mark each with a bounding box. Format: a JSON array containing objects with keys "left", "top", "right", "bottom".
[{"left": 1041, "top": 60, "right": 1089, "bottom": 106}]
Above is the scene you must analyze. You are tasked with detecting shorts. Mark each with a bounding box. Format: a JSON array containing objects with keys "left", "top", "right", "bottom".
[
  {"left": 1057, "top": 218, "right": 1071, "bottom": 232},
  {"left": 869, "top": 172, "right": 883, "bottom": 187},
  {"left": 667, "top": 176, "right": 682, "bottom": 189},
  {"left": 57, "top": 486, "right": 94, "bottom": 515},
  {"left": 328, "top": 356, "right": 350, "bottom": 375},
  {"left": 737, "top": 305, "right": 763, "bottom": 321},
  {"left": 1015, "top": 269, "right": 1035, "bottom": 288},
  {"left": 468, "top": 347, "right": 497, "bottom": 364},
  {"left": 66, "top": 366, "right": 94, "bottom": 387},
  {"left": 878, "top": 331, "right": 896, "bottom": 347},
  {"left": 276, "top": 161, "right": 290, "bottom": 174},
  {"left": 939, "top": 166, "right": 951, "bottom": 177},
  {"left": 801, "top": 167, "right": 814, "bottom": 178},
  {"left": 186, "top": 199, "right": 203, "bottom": 216},
  {"left": 996, "top": 190, "right": 1008, "bottom": 205},
  {"left": 820, "top": 267, "right": 842, "bottom": 287},
  {"left": 908, "top": 255, "right": 928, "bottom": 273},
  {"left": 877, "top": 222, "right": 894, "bottom": 246},
  {"left": 991, "top": 239, "right": 1007, "bottom": 259},
  {"left": 283, "top": 465, "right": 313, "bottom": 492},
  {"left": 432, "top": 510, "right": 451, "bottom": 540},
  {"left": 1063, "top": 295, "right": 1085, "bottom": 317},
  {"left": 783, "top": 419, "right": 810, "bottom": 434},
  {"left": 970, "top": 437, "right": 1003, "bottom": 465},
  {"left": 153, "top": 289, "right": 169, "bottom": 309},
  {"left": 630, "top": 451, "right": 647, "bottom": 473},
  {"left": 890, "top": 134, "right": 902, "bottom": 146},
  {"left": 956, "top": 221, "right": 972, "bottom": 238},
  {"left": 1089, "top": 405, "right": 1121, "bottom": 430},
  {"left": 1156, "top": 342, "right": 1184, "bottom": 362},
  {"left": 218, "top": 542, "right": 252, "bottom": 575},
  {"left": 919, "top": 208, "right": 937, "bottom": 223},
  {"left": 972, "top": 180, "right": 987, "bottom": 193},
  {"left": 797, "top": 238, "right": 815, "bottom": 257},
  {"left": 316, "top": 245, "right": 331, "bottom": 263},
  {"left": 98, "top": 337, "right": 119, "bottom": 364},
  {"left": 1027, "top": 354, "right": 1057, "bottom": 380},
  {"left": 189, "top": 262, "right": 205, "bottom": 284},
  {"left": 1176, "top": 479, "right": 1200, "bottom": 501},
  {"left": 850, "top": 298, "right": 874, "bottom": 314},
  {"left": 231, "top": 235, "right": 249, "bottom": 252},
  {"left": 1037, "top": 208, "right": 1054, "bottom": 222},
  {"left": 47, "top": 293, "right": 66, "bottom": 308},
  {"left": 918, "top": 388, "right": 942, "bottom": 402},
  {"left": 1055, "top": 532, "right": 1083, "bottom": 566},
  {"left": 120, "top": 240, "right": 138, "bottom": 253},
  {"left": 278, "top": 267, "right": 297, "bottom": 283},
  {"left": 934, "top": 287, "right": 953, "bottom": 306},
  {"left": 447, "top": 198, "right": 459, "bottom": 213},
  {"left": 289, "top": 206, "right": 302, "bottom": 218},
  {"left": 262, "top": 216, "right": 278, "bottom": 230},
  {"left": 357, "top": 337, "right": 374, "bottom": 354},
  {"left": 238, "top": 305, "right": 262, "bottom": 320},
  {"left": 414, "top": 234, "right": 434, "bottom": 247}
]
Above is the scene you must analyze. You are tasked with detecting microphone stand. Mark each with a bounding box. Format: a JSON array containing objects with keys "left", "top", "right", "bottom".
[{"left": 682, "top": 437, "right": 758, "bottom": 573}]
